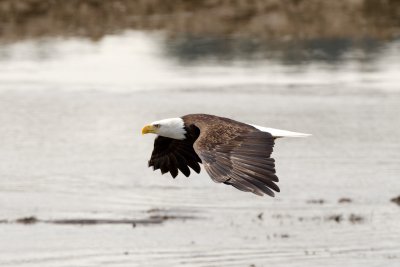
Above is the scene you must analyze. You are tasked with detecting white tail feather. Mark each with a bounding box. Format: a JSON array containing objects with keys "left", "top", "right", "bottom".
[{"left": 250, "top": 124, "right": 311, "bottom": 138}]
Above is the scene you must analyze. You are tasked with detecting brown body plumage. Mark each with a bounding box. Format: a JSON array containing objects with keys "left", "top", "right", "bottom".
[{"left": 148, "top": 114, "right": 279, "bottom": 197}]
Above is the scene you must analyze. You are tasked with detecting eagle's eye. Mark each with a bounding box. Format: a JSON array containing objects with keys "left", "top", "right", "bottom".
[{"left": 153, "top": 124, "right": 161, "bottom": 128}]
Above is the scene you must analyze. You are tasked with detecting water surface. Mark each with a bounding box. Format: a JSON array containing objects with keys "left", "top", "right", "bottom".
[{"left": 0, "top": 32, "right": 399, "bottom": 266}]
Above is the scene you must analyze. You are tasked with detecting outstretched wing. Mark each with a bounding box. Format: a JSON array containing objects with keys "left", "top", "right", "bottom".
[
  {"left": 195, "top": 131, "right": 279, "bottom": 197},
  {"left": 148, "top": 135, "right": 202, "bottom": 178}
]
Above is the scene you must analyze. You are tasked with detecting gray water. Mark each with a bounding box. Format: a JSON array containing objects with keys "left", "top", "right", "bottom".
[{"left": 0, "top": 32, "right": 399, "bottom": 267}]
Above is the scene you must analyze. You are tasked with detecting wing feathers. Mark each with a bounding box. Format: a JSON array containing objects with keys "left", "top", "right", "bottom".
[
  {"left": 167, "top": 154, "right": 179, "bottom": 178},
  {"left": 148, "top": 134, "right": 201, "bottom": 178},
  {"left": 234, "top": 159, "right": 276, "bottom": 174},
  {"left": 241, "top": 176, "right": 275, "bottom": 197},
  {"left": 197, "top": 131, "right": 279, "bottom": 197},
  {"left": 160, "top": 156, "right": 170, "bottom": 174},
  {"left": 235, "top": 163, "right": 279, "bottom": 184},
  {"left": 175, "top": 155, "right": 191, "bottom": 177}
]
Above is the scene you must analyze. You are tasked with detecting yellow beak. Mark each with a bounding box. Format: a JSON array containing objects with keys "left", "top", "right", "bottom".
[{"left": 142, "top": 124, "right": 156, "bottom": 135}]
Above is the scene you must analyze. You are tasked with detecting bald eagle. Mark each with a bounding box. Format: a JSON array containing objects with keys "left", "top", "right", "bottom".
[{"left": 142, "top": 114, "right": 310, "bottom": 197}]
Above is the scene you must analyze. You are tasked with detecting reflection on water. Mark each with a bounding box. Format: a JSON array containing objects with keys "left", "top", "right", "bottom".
[
  {"left": 0, "top": 31, "right": 400, "bottom": 267},
  {"left": 165, "top": 36, "right": 385, "bottom": 65},
  {"left": 0, "top": 31, "right": 399, "bottom": 92}
]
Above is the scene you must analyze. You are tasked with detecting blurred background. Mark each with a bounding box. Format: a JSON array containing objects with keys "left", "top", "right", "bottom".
[{"left": 0, "top": 1, "right": 399, "bottom": 266}]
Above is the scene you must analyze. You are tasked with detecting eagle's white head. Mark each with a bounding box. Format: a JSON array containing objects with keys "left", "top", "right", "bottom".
[{"left": 142, "top": 118, "right": 186, "bottom": 140}]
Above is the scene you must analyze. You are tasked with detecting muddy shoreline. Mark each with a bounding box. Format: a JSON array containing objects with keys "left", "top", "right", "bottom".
[
  {"left": 1, "top": 0, "right": 399, "bottom": 42},
  {"left": 0, "top": 215, "right": 198, "bottom": 226}
]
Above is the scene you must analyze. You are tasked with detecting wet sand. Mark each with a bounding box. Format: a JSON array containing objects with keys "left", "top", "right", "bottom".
[{"left": 0, "top": 33, "right": 400, "bottom": 266}]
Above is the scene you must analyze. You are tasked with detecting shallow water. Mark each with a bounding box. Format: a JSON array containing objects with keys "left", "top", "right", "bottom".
[{"left": 0, "top": 32, "right": 399, "bottom": 266}]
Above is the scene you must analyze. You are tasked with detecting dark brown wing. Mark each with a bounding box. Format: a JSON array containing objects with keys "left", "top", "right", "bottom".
[
  {"left": 195, "top": 131, "right": 279, "bottom": 197},
  {"left": 148, "top": 132, "right": 202, "bottom": 178}
]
